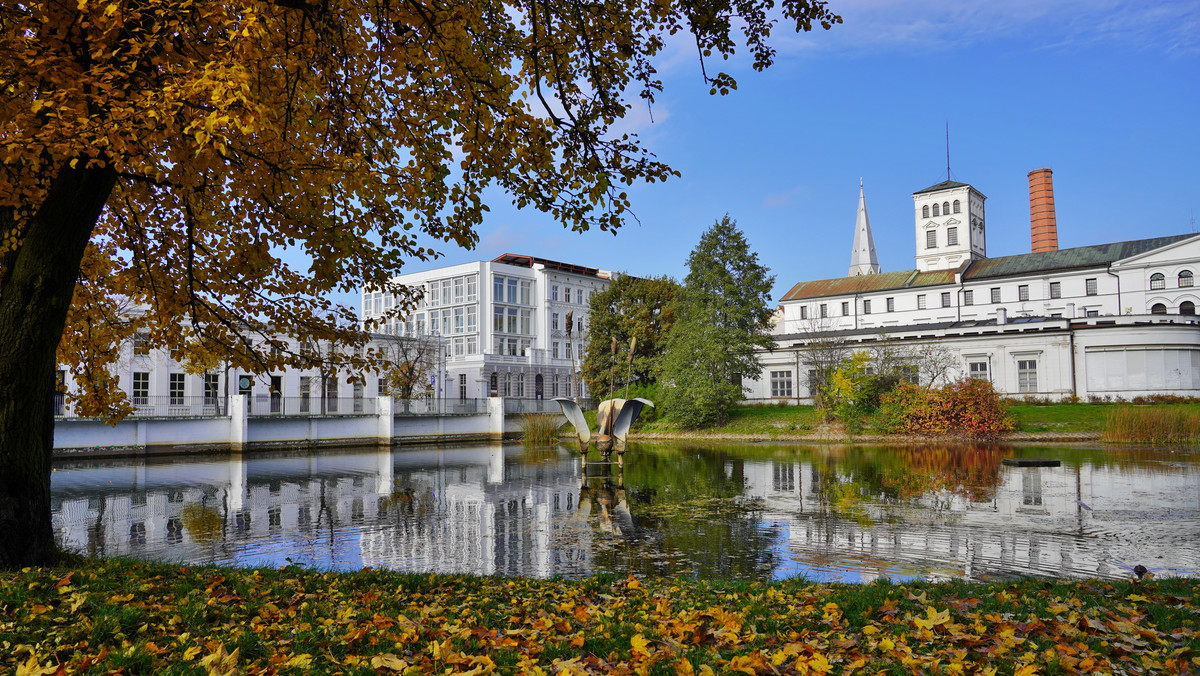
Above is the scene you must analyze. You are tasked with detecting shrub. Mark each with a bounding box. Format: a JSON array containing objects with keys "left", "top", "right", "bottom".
[{"left": 879, "top": 378, "right": 1014, "bottom": 439}]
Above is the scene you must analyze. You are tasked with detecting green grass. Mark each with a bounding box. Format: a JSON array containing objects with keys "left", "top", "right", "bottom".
[
  {"left": 639, "top": 404, "right": 826, "bottom": 436},
  {"left": 1102, "top": 404, "right": 1200, "bottom": 444},
  {"left": 1007, "top": 403, "right": 1113, "bottom": 434}
]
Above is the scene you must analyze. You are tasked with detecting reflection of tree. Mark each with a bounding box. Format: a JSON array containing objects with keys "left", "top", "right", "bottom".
[{"left": 589, "top": 449, "right": 780, "bottom": 579}]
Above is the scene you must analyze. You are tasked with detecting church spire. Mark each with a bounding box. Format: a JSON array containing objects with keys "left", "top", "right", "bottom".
[{"left": 848, "top": 179, "right": 881, "bottom": 276}]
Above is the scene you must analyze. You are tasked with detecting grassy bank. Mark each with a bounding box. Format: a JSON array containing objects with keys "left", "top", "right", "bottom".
[
  {"left": 3, "top": 560, "right": 1197, "bottom": 675},
  {"left": 637, "top": 402, "right": 1114, "bottom": 438}
]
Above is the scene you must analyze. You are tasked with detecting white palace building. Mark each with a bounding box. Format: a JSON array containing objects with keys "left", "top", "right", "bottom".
[{"left": 743, "top": 169, "right": 1200, "bottom": 403}]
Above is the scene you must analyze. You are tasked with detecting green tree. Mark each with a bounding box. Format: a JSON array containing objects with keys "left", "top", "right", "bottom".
[
  {"left": 659, "top": 216, "right": 774, "bottom": 427},
  {"left": 0, "top": 0, "right": 837, "bottom": 566},
  {"left": 581, "top": 274, "right": 680, "bottom": 398}
]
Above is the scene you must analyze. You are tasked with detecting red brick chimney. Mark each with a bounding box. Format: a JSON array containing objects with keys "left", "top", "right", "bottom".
[{"left": 1028, "top": 168, "right": 1058, "bottom": 252}]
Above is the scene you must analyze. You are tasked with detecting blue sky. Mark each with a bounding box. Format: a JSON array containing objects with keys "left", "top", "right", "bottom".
[{"left": 336, "top": 0, "right": 1200, "bottom": 312}]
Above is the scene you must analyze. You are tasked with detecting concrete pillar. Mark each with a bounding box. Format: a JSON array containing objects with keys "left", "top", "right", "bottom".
[
  {"left": 487, "top": 396, "right": 506, "bottom": 438},
  {"left": 229, "top": 395, "right": 248, "bottom": 450},
  {"left": 376, "top": 395, "right": 394, "bottom": 445}
]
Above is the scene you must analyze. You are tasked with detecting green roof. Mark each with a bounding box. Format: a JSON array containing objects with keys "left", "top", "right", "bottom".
[
  {"left": 912, "top": 180, "right": 973, "bottom": 195},
  {"left": 963, "top": 234, "right": 1195, "bottom": 280}
]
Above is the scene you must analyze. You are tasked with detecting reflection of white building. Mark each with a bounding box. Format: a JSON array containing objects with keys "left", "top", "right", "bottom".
[
  {"left": 748, "top": 171, "right": 1200, "bottom": 402},
  {"left": 738, "top": 457, "right": 1200, "bottom": 582},
  {"left": 52, "top": 446, "right": 597, "bottom": 577},
  {"left": 361, "top": 254, "right": 612, "bottom": 400}
]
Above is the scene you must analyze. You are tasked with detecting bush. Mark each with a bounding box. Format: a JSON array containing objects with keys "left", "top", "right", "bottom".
[{"left": 879, "top": 378, "right": 1014, "bottom": 439}]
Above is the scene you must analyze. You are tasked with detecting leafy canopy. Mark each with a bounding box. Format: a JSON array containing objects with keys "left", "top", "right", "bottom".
[
  {"left": 0, "top": 0, "right": 840, "bottom": 417},
  {"left": 659, "top": 215, "right": 774, "bottom": 427},
  {"left": 581, "top": 273, "right": 680, "bottom": 397}
]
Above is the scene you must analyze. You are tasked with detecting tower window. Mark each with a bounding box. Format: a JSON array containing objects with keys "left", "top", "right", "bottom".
[
  {"left": 922, "top": 205, "right": 930, "bottom": 219},
  {"left": 1150, "top": 273, "right": 1165, "bottom": 290},
  {"left": 942, "top": 201, "right": 950, "bottom": 214},
  {"left": 1179, "top": 270, "right": 1194, "bottom": 287},
  {"left": 952, "top": 200, "right": 961, "bottom": 214},
  {"left": 926, "top": 230, "right": 937, "bottom": 249},
  {"left": 947, "top": 227, "right": 958, "bottom": 246},
  {"left": 932, "top": 204, "right": 940, "bottom": 217}
]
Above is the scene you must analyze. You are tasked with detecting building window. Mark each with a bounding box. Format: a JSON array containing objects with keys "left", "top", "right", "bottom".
[
  {"left": 1050, "top": 281, "right": 1061, "bottom": 299},
  {"left": 1181, "top": 301, "right": 1196, "bottom": 315},
  {"left": 968, "top": 361, "right": 988, "bottom": 380},
  {"left": 922, "top": 205, "right": 930, "bottom": 219},
  {"left": 991, "top": 287, "right": 1001, "bottom": 303},
  {"left": 952, "top": 199, "right": 961, "bottom": 214},
  {"left": 1086, "top": 310, "right": 1099, "bottom": 317},
  {"left": 886, "top": 297, "right": 895, "bottom": 312},
  {"left": 942, "top": 201, "right": 950, "bottom": 214},
  {"left": 133, "top": 372, "right": 149, "bottom": 405},
  {"left": 1179, "top": 271, "right": 1194, "bottom": 287},
  {"left": 551, "top": 284, "right": 559, "bottom": 301},
  {"left": 204, "top": 374, "right": 220, "bottom": 404},
  {"left": 963, "top": 290, "right": 973, "bottom": 305},
  {"left": 770, "top": 371, "right": 793, "bottom": 398},
  {"left": 800, "top": 306, "right": 808, "bottom": 320},
  {"left": 947, "top": 227, "right": 958, "bottom": 246},
  {"left": 932, "top": 204, "right": 940, "bottom": 217},
  {"left": 1085, "top": 278, "right": 1097, "bottom": 296},
  {"left": 941, "top": 292, "right": 951, "bottom": 308},
  {"left": 1150, "top": 273, "right": 1166, "bottom": 290},
  {"left": 564, "top": 287, "right": 571, "bottom": 303},
  {"left": 917, "top": 294, "right": 926, "bottom": 310},
  {"left": 863, "top": 299, "right": 871, "bottom": 315},
  {"left": 552, "top": 342, "right": 559, "bottom": 359},
  {"left": 819, "top": 304, "right": 827, "bottom": 318},
  {"left": 1151, "top": 303, "right": 1167, "bottom": 315},
  {"left": 169, "top": 373, "right": 185, "bottom": 405},
  {"left": 1018, "top": 284, "right": 1029, "bottom": 301},
  {"left": 841, "top": 301, "right": 849, "bottom": 316},
  {"left": 926, "top": 230, "right": 937, "bottom": 249},
  {"left": 1017, "top": 359, "right": 1038, "bottom": 393},
  {"left": 133, "top": 333, "right": 150, "bottom": 356}
]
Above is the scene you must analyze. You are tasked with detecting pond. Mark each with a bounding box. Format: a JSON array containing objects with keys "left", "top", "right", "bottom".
[{"left": 51, "top": 441, "right": 1200, "bottom": 582}]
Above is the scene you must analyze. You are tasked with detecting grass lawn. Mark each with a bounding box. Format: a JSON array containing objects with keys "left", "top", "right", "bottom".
[
  {"left": 1006, "top": 403, "right": 1114, "bottom": 434},
  {"left": 3, "top": 559, "right": 1197, "bottom": 675}
]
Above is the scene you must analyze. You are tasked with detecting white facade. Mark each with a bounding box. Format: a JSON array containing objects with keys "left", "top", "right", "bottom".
[
  {"left": 748, "top": 176, "right": 1200, "bottom": 403},
  {"left": 361, "top": 254, "right": 611, "bottom": 401}
]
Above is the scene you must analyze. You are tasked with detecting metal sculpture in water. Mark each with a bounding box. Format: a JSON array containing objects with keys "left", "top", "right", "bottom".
[{"left": 554, "top": 335, "right": 652, "bottom": 458}]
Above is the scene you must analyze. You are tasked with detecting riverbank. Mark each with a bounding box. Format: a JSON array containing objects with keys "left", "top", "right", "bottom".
[{"left": 3, "top": 559, "right": 1196, "bottom": 675}]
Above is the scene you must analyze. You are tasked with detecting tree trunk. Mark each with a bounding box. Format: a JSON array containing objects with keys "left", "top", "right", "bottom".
[{"left": 0, "top": 164, "right": 117, "bottom": 568}]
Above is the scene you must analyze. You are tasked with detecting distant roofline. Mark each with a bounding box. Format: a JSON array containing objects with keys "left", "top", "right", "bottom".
[
  {"left": 912, "top": 179, "right": 980, "bottom": 197},
  {"left": 492, "top": 253, "right": 605, "bottom": 278}
]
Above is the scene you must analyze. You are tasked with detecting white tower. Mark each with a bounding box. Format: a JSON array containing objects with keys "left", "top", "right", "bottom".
[
  {"left": 848, "top": 180, "right": 881, "bottom": 276},
  {"left": 911, "top": 180, "right": 987, "bottom": 272}
]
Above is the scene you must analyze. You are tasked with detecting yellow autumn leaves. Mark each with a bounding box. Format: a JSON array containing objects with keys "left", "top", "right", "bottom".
[{"left": 3, "top": 559, "right": 1199, "bottom": 675}]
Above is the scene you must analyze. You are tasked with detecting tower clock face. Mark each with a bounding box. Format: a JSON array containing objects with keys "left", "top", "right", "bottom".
[{"left": 239, "top": 377, "right": 252, "bottom": 390}]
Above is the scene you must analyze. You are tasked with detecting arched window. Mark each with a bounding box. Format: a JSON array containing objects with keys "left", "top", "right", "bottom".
[
  {"left": 1151, "top": 303, "right": 1167, "bottom": 315},
  {"left": 1181, "top": 301, "right": 1196, "bottom": 315},
  {"left": 922, "top": 205, "right": 930, "bottom": 219},
  {"left": 1180, "top": 270, "right": 1194, "bottom": 287},
  {"left": 942, "top": 201, "right": 950, "bottom": 214},
  {"left": 932, "top": 204, "right": 940, "bottom": 217},
  {"left": 503, "top": 372, "right": 512, "bottom": 396},
  {"left": 1150, "top": 273, "right": 1166, "bottom": 290},
  {"left": 952, "top": 200, "right": 961, "bottom": 214}
]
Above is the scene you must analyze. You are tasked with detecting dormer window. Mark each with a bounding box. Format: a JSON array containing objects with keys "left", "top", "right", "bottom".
[
  {"left": 952, "top": 200, "right": 961, "bottom": 214},
  {"left": 1180, "top": 270, "right": 1194, "bottom": 287},
  {"left": 1150, "top": 273, "right": 1166, "bottom": 290},
  {"left": 932, "top": 204, "right": 940, "bottom": 217},
  {"left": 922, "top": 205, "right": 930, "bottom": 218}
]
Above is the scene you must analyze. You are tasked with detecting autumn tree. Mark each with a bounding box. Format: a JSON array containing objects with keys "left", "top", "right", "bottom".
[
  {"left": 581, "top": 274, "right": 679, "bottom": 397},
  {"left": 659, "top": 216, "right": 775, "bottom": 427},
  {"left": 372, "top": 332, "right": 441, "bottom": 408},
  {"left": 0, "top": 0, "right": 838, "bottom": 566}
]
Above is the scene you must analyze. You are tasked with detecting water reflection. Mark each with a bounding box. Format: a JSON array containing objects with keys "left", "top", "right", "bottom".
[{"left": 51, "top": 442, "right": 1200, "bottom": 582}]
